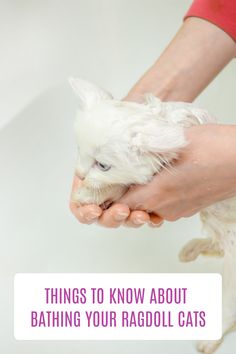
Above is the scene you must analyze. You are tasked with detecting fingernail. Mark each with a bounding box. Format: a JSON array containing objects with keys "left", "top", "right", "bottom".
[
  {"left": 78, "top": 210, "right": 85, "bottom": 219},
  {"left": 86, "top": 212, "right": 100, "bottom": 221},
  {"left": 150, "top": 221, "right": 164, "bottom": 228},
  {"left": 91, "top": 212, "right": 101, "bottom": 218},
  {"left": 133, "top": 218, "right": 146, "bottom": 225},
  {"left": 114, "top": 213, "right": 129, "bottom": 221}
]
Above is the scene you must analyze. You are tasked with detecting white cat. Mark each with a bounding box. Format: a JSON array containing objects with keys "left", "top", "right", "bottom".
[{"left": 70, "top": 77, "right": 236, "bottom": 354}]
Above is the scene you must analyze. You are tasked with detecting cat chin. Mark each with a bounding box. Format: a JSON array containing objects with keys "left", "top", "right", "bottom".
[{"left": 74, "top": 184, "right": 128, "bottom": 207}]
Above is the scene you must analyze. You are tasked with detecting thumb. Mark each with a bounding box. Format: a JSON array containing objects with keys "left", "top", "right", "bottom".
[{"left": 118, "top": 184, "right": 148, "bottom": 210}]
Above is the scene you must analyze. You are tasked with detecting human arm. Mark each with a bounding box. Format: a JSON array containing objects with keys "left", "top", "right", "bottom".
[
  {"left": 70, "top": 16, "right": 236, "bottom": 227},
  {"left": 125, "top": 17, "right": 236, "bottom": 103}
]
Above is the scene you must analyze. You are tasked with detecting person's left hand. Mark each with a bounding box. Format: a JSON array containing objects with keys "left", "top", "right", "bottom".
[
  {"left": 118, "top": 124, "right": 236, "bottom": 221},
  {"left": 69, "top": 175, "right": 162, "bottom": 228},
  {"left": 71, "top": 125, "right": 236, "bottom": 227}
]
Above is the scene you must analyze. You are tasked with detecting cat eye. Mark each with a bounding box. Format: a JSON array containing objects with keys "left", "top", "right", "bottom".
[{"left": 95, "top": 161, "right": 111, "bottom": 171}]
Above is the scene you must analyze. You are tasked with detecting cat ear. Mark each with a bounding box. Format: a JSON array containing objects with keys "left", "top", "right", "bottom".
[
  {"left": 69, "top": 77, "right": 113, "bottom": 110},
  {"left": 131, "top": 123, "right": 187, "bottom": 155}
]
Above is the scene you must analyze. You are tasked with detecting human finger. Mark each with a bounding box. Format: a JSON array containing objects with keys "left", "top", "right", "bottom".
[
  {"left": 70, "top": 175, "right": 102, "bottom": 223},
  {"left": 98, "top": 203, "right": 130, "bottom": 228},
  {"left": 149, "top": 213, "right": 164, "bottom": 227},
  {"left": 124, "top": 210, "right": 150, "bottom": 228}
]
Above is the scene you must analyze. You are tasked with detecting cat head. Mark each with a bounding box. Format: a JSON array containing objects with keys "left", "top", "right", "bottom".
[{"left": 70, "top": 78, "right": 186, "bottom": 206}]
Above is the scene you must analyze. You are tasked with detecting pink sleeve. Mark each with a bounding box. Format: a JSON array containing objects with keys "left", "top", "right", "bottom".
[{"left": 184, "top": 0, "right": 236, "bottom": 41}]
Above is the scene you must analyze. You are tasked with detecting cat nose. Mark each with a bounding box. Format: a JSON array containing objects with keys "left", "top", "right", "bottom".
[{"left": 75, "top": 171, "right": 85, "bottom": 180}]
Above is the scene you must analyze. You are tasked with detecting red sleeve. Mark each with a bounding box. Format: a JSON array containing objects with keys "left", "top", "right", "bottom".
[{"left": 184, "top": 0, "right": 236, "bottom": 41}]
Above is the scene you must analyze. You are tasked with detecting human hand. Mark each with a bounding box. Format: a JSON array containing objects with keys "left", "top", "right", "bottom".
[
  {"left": 118, "top": 124, "right": 236, "bottom": 220},
  {"left": 70, "top": 125, "right": 236, "bottom": 226},
  {"left": 69, "top": 175, "right": 162, "bottom": 228}
]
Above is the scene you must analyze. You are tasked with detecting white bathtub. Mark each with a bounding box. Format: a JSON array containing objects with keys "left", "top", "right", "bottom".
[{"left": 1, "top": 1, "right": 236, "bottom": 353}]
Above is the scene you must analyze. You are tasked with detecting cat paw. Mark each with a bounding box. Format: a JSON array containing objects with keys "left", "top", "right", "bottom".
[
  {"left": 197, "top": 339, "right": 222, "bottom": 354},
  {"left": 179, "top": 238, "right": 209, "bottom": 262}
]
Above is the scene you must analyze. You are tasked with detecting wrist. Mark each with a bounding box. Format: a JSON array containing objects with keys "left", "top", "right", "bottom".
[
  {"left": 124, "top": 65, "right": 180, "bottom": 103},
  {"left": 125, "top": 17, "right": 236, "bottom": 104}
]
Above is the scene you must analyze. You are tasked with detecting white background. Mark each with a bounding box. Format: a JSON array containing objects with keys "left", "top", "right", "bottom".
[{"left": 0, "top": 0, "right": 236, "bottom": 353}]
